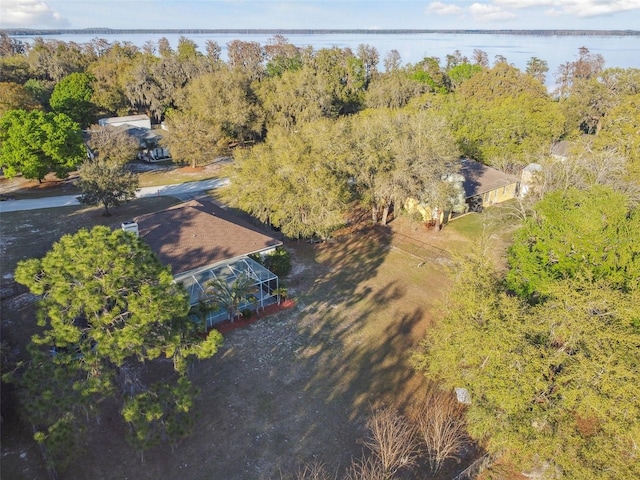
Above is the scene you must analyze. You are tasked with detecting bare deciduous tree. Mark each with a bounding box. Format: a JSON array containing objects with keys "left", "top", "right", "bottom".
[
  {"left": 383, "top": 49, "right": 401, "bottom": 73},
  {"left": 344, "top": 455, "right": 386, "bottom": 480},
  {"left": 85, "top": 124, "right": 139, "bottom": 165},
  {"left": 227, "top": 39, "right": 265, "bottom": 80},
  {"left": 472, "top": 49, "right": 489, "bottom": 68},
  {"left": 291, "top": 458, "right": 336, "bottom": 480},
  {"left": 411, "top": 387, "right": 470, "bottom": 475},
  {"left": 359, "top": 406, "right": 419, "bottom": 479}
]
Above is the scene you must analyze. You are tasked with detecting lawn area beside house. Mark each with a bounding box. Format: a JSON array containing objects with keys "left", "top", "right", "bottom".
[
  {"left": 0, "top": 161, "right": 222, "bottom": 201},
  {"left": 1, "top": 200, "right": 519, "bottom": 480},
  {"left": 0, "top": 197, "right": 181, "bottom": 278}
]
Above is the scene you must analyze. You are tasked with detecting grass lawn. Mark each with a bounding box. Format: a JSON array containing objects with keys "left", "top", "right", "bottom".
[
  {"left": 0, "top": 198, "right": 520, "bottom": 480},
  {"left": 136, "top": 162, "right": 223, "bottom": 187},
  {"left": 0, "top": 197, "right": 181, "bottom": 278},
  {"left": 0, "top": 161, "right": 222, "bottom": 201}
]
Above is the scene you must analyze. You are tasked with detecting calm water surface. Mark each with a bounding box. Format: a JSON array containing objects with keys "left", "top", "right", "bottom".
[{"left": 14, "top": 32, "right": 640, "bottom": 87}]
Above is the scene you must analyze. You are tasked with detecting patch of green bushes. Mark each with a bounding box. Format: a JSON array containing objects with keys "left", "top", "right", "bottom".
[{"left": 251, "top": 247, "right": 292, "bottom": 277}]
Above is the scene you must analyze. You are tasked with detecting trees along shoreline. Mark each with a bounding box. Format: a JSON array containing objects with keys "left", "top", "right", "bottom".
[
  {"left": 2, "top": 33, "right": 640, "bottom": 478},
  {"left": 412, "top": 186, "right": 640, "bottom": 478}
]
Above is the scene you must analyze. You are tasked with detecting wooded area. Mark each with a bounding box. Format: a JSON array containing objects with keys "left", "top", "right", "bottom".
[{"left": 1, "top": 31, "right": 639, "bottom": 479}]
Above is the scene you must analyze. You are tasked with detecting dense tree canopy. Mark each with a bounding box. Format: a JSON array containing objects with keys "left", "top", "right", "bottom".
[
  {"left": 224, "top": 120, "right": 352, "bottom": 238},
  {"left": 177, "top": 68, "right": 264, "bottom": 143},
  {"left": 0, "top": 109, "right": 85, "bottom": 180},
  {"left": 310, "top": 47, "right": 366, "bottom": 116},
  {"left": 449, "top": 62, "right": 564, "bottom": 169},
  {"left": 123, "top": 56, "right": 164, "bottom": 121},
  {"left": 161, "top": 109, "right": 229, "bottom": 167},
  {"left": 257, "top": 65, "right": 332, "bottom": 130},
  {"left": 0, "top": 53, "right": 32, "bottom": 84},
  {"left": 0, "top": 81, "right": 42, "bottom": 116},
  {"left": 225, "top": 106, "right": 460, "bottom": 235},
  {"left": 13, "top": 226, "right": 223, "bottom": 466},
  {"left": 347, "top": 108, "right": 460, "bottom": 224},
  {"left": 446, "top": 62, "right": 482, "bottom": 90},
  {"left": 364, "top": 71, "right": 427, "bottom": 109},
  {"left": 23, "top": 78, "right": 53, "bottom": 107},
  {"left": 88, "top": 42, "right": 143, "bottom": 116},
  {"left": 4, "top": 38, "right": 638, "bottom": 187},
  {"left": 594, "top": 90, "right": 640, "bottom": 179},
  {"left": 49, "top": 72, "right": 96, "bottom": 127},
  {"left": 507, "top": 187, "right": 640, "bottom": 299},
  {"left": 264, "top": 34, "right": 302, "bottom": 77},
  {"left": 26, "top": 38, "right": 90, "bottom": 82},
  {"left": 408, "top": 56, "right": 450, "bottom": 93},
  {"left": 413, "top": 255, "right": 640, "bottom": 479},
  {"left": 413, "top": 188, "right": 640, "bottom": 478}
]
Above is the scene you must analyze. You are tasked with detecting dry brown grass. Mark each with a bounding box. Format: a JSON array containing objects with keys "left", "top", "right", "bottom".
[
  {"left": 1, "top": 202, "right": 507, "bottom": 480},
  {"left": 0, "top": 160, "right": 222, "bottom": 200},
  {"left": 0, "top": 197, "right": 181, "bottom": 278}
]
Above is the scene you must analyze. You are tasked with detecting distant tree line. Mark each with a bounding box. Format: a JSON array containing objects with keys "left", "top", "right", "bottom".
[
  {"left": 1, "top": 30, "right": 639, "bottom": 233},
  {"left": 2, "top": 29, "right": 640, "bottom": 479},
  {"left": 5, "top": 28, "right": 640, "bottom": 36}
]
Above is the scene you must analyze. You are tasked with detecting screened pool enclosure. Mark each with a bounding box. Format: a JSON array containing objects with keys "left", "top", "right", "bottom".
[{"left": 177, "top": 256, "right": 279, "bottom": 327}]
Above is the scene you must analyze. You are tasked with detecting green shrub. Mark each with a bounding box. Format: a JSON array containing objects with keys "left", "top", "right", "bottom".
[{"left": 251, "top": 247, "right": 292, "bottom": 277}]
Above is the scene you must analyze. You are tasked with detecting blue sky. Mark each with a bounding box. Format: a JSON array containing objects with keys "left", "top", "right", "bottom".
[{"left": 2, "top": 0, "right": 640, "bottom": 30}]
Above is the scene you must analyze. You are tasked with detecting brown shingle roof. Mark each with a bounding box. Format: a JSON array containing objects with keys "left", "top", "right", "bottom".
[
  {"left": 460, "top": 159, "right": 519, "bottom": 198},
  {"left": 134, "top": 200, "right": 282, "bottom": 276}
]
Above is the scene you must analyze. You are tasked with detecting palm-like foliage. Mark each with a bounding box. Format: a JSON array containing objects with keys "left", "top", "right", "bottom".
[{"left": 202, "top": 272, "right": 257, "bottom": 322}]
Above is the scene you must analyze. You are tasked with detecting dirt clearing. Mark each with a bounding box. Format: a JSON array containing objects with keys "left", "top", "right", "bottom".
[{"left": 2, "top": 204, "right": 497, "bottom": 479}]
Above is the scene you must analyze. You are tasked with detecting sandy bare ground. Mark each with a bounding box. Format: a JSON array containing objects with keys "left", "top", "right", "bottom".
[
  {"left": 1, "top": 172, "right": 496, "bottom": 479},
  {"left": 2, "top": 221, "right": 474, "bottom": 479}
]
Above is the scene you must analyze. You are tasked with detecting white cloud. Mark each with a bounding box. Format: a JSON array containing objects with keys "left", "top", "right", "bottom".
[
  {"left": 545, "top": 7, "right": 564, "bottom": 16},
  {"left": 426, "top": 1, "right": 463, "bottom": 15},
  {"left": 426, "top": 1, "right": 640, "bottom": 23},
  {"left": 0, "top": 0, "right": 70, "bottom": 28},
  {"left": 494, "top": 0, "right": 572, "bottom": 6},
  {"left": 562, "top": 0, "right": 640, "bottom": 17},
  {"left": 469, "top": 2, "right": 517, "bottom": 21},
  {"left": 493, "top": 0, "right": 640, "bottom": 17}
]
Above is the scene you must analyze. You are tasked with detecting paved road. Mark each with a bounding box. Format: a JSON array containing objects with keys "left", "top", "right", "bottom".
[{"left": 0, "top": 178, "right": 229, "bottom": 213}]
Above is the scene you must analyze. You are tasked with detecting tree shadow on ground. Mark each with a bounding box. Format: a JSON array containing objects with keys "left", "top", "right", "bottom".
[
  {"left": 271, "top": 226, "right": 434, "bottom": 474},
  {"left": 29, "top": 223, "right": 446, "bottom": 480}
]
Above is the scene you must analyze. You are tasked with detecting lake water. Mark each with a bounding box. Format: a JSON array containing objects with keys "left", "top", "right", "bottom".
[{"left": 12, "top": 32, "right": 640, "bottom": 87}]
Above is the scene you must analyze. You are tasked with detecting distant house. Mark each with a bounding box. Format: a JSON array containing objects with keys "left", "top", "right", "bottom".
[
  {"left": 550, "top": 140, "right": 570, "bottom": 161},
  {"left": 519, "top": 163, "right": 543, "bottom": 197},
  {"left": 98, "top": 114, "right": 151, "bottom": 129},
  {"left": 404, "top": 172, "right": 467, "bottom": 229},
  {"left": 128, "top": 199, "right": 283, "bottom": 326},
  {"left": 460, "top": 159, "right": 519, "bottom": 212},
  {"left": 98, "top": 114, "right": 170, "bottom": 162}
]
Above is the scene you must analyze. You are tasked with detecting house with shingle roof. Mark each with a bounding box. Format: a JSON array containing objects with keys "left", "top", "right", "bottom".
[
  {"left": 129, "top": 199, "right": 283, "bottom": 326},
  {"left": 459, "top": 159, "right": 519, "bottom": 212},
  {"left": 97, "top": 114, "right": 170, "bottom": 162},
  {"left": 404, "top": 159, "right": 518, "bottom": 226}
]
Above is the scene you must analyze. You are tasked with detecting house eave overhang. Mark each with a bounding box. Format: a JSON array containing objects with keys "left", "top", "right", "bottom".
[{"left": 172, "top": 244, "right": 282, "bottom": 282}]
